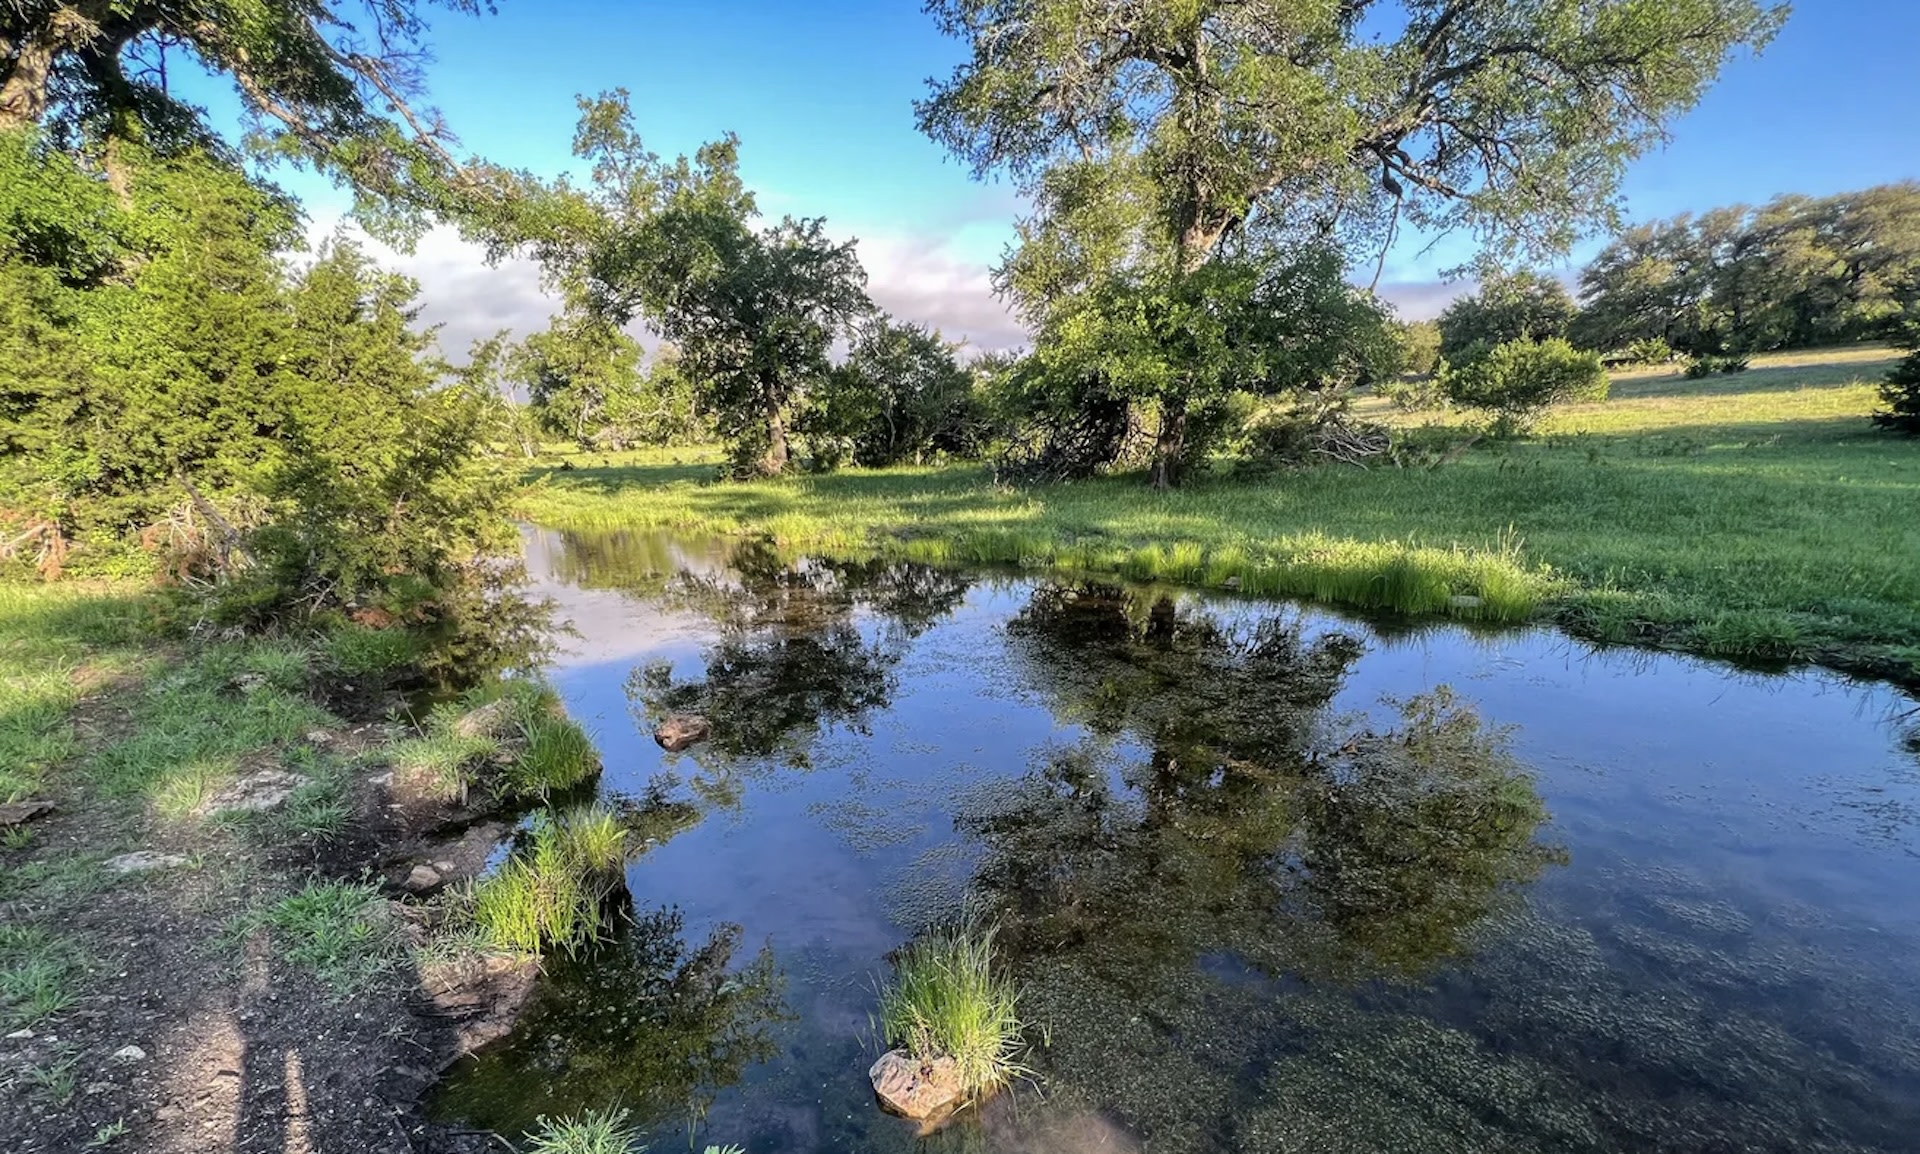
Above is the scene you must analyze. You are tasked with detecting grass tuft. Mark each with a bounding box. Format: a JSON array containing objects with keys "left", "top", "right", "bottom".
[
  {"left": 468, "top": 805, "right": 628, "bottom": 957},
  {"left": 0, "top": 925, "right": 84, "bottom": 1027},
  {"left": 246, "top": 880, "right": 396, "bottom": 995},
  {"left": 508, "top": 713, "right": 601, "bottom": 798},
  {"left": 877, "top": 919, "right": 1028, "bottom": 1103}
]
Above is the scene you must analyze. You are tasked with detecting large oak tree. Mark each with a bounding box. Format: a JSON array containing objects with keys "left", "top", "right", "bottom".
[{"left": 919, "top": 0, "right": 1788, "bottom": 485}]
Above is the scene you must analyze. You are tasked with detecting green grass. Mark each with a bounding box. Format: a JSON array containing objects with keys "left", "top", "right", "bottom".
[
  {"left": 509, "top": 713, "right": 601, "bottom": 798},
  {"left": 516, "top": 346, "right": 1920, "bottom": 680},
  {"left": 0, "top": 925, "right": 85, "bottom": 1027},
  {"left": 877, "top": 920, "right": 1028, "bottom": 1103},
  {"left": 468, "top": 804, "right": 629, "bottom": 957},
  {"left": 388, "top": 730, "right": 501, "bottom": 802},
  {"left": 244, "top": 879, "right": 397, "bottom": 995},
  {"left": 0, "top": 583, "right": 148, "bottom": 802},
  {"left": 389, "top": 679, "right": 597, "bottom": 803},
  {"left": 521, "top": 1109, "right": 742, "bottom": 1154}
]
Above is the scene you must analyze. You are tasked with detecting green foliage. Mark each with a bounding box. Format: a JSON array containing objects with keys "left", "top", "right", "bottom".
[
  {"left": 1438, "top": 272, "right": 1579, "bottom": 359},
  {"left": 1873, "top": 352, "right": 1920, "bottom": 435},
  {"left": 469, "top": 806, "right": 629, "bottom": 957},
  {"left": 1625, "top": 337, "right": 1677, "bottom": 365},
  {"left": 1394, "top": 321, "right": 1445, "bottom": 378},
  {"left": 0, "top": 925, "right": 83, "bottom": 1027},
  {"left": 522, "top": 1109, "right": 642, "bottom": 1154},
  {"left": 1, "top": 130, "right": 531, "bottom": 673},
  {"left": 804, "top": 315, "right": 986, "bottom": 467},
  {"left": 0, "top": 0, "right": 512, "bottom": 237},
  {"left": 878, "top": 920, "right": 1028, "bottom": 1102},
  {"left": 1684, "top": 354, "right": 1753, "bottom": 379},
  {"left": 1575, "top": 183, "right": 1920, "bottom": 354},
  {"left": 1442, "top": 339, "right": 1609, "bottom": 433},
  {"left": 513, "top": 92, "right": 871, "bottom": 478},
  {"left": 509, "top": 713, "right": 601, "bottom": 799},
  {"left": 247, "top": 880, "right": 397, "bottom": 995},
  {"left": 918, "top": 0, "right": 1782, "bottom": 483}
]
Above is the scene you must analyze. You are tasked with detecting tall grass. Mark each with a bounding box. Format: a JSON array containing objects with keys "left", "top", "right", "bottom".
[
  {"left": 392, "top": 677, "right": 599, "bottom": 803},
  {"left": 520, "top": 1107, "right": 745, "bottom": 1154},
  {"left": 469, "top": 804, "right": 628, "bottom": 957},
  {"left": 877, "top": 920, "right": 1028, "bottom": 1102}
]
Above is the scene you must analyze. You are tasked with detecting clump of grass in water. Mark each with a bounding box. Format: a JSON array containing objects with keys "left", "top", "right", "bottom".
[
  {"left": 877, "top": 920, "right": 1029, "bottom": 1103},
  {"left": 470, "top": 803, "right": 629, "bottom": 957},
  {"left": 521, "top": 1107, "right": 744, "bottom": 1154},
  {"left": 388, "top": 731, "right": 501, "bottom": 802},
  {"left": 508, "top": 713, "right": 600, "bottom": 798}
]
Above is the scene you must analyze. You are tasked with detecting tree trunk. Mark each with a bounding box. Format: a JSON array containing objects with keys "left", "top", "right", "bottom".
[
  {"left": 758, "top": 408, "right": 790, "bottom": 476},
  {"left": 1149, "top": 396, "right": 1187, "bottom": 490}
]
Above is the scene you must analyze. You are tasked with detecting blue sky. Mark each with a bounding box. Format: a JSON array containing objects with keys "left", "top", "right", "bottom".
[{"left": 179, "top": 1, "right": 1920, "bottom": 351}]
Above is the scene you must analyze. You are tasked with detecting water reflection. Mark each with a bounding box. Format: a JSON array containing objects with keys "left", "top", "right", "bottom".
[
  {"left": 435, "top": 906, "right": 790, "bottom": 1133},
  {"left": 435, "top": 529, "right": 1920, "bottom": 1153}
]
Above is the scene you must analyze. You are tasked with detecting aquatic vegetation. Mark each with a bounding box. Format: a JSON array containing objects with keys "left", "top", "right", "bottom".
[
  {"left": 878, "top": 920, "right": 1029, "bottom": 1103},
  {"left": 387, "top": 677, "right": 600, "bottom": 803},
  {"left": 434, "top": 910, "right": 788, "bottom": 1137},
  {"left": 522, "top": 1107, "right": 745, "bottom": 1154},
  {"left": 509, "top": 713, "right": 602, "bottom": 797},
  {"left": 470, "top": 808, "right": 631, "bottom": 957}
]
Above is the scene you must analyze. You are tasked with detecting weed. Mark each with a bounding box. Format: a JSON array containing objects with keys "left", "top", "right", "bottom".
[
  {"left": 468, "top": 806, "right": 627, "bottom": 957},
  {"left": 0, "top": 925, "right": 82, "bottom": 1027},
  {"left": 85, "top": 1119, "right": 129, "bottom": 1148},
  {"left": 245, "top": 880, "right": 396, "bottom": 995},
  {"left": 877, "top": 919, "right": 1029, "bottom": 1102},
  {"left": 1, "top": 826, "right": 32, "bottom": 851},
  {"left": 523, "top": 1108, "right": 641, "bottom": 1154},
  {"left": 388, "top": 731, "right": 500, "bottom": 802},
  {"left": 21, "top": 1049, "right": 79, "bottom": 1104},
  {"left": 508, "top": 714, "right": 600, "bottom": 798},
  {"left": 321, "top": 621, "right": 423, "bottom": 677}
]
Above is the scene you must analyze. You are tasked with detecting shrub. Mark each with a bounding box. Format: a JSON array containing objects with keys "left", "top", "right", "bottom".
[
  {"left": 1873, "top": 351, "right": 1920, "bottom": 435},
  {"left": 1439, "top": 338, "right": 1608, "bottom": 434},
  {"left": 1684, "top": 354, "right": 1751, "bottom": 378},
  {"left": 1376, "top": 374, "right": 1447, "bottom": 412},
  {"left": 877, "top": 920, "right": 1027, "bottom": 1102},
  {"left": 1624, "top": 337, "right": 1674, "bottom": 365}
]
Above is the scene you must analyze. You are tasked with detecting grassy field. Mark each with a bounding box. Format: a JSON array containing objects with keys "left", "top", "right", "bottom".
[{"left": 514, "top": 345, "right": 1920, "bottom": 683}]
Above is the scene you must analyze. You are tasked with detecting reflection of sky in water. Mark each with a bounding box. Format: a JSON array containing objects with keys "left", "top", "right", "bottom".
[{"left": 439, "top": 528, "right": 1920, "bottom": 1154}]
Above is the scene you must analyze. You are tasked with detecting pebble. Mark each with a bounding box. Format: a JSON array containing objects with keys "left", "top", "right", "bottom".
[
  {"left": 105, "top": 851, "right": 191, "bottom": 874},
  {"left": 5, "top": 1027, "right": 33, "bottom": 1040},
  {"left": 112, "top": 1044, "right": 147, "bottom": 1062}
]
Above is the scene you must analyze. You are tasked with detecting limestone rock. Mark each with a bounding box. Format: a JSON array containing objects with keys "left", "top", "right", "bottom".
[
  {"left": 0, "top": 799, "right": 55, "bottom": 826},
  {"left": 203, "top": 769, "right": 308, "bottom": 814},
  {"left": 105, "top": 851, "right": 190, "bottom": 874},
  {"left": 112, "top": 1044, "right": 147, "bottom": 1062},
  {"left": 404, "top": 864, "right": 443, "bottom": 893},
  {"left": 869, "top": 1049, "right": 965, "bottom": 1122},
  {"left": 451, "top": 699, "right": 511, "bottom": 740},
  {"left": 654, "top": 714, "right": 711, "bottom": 753}
]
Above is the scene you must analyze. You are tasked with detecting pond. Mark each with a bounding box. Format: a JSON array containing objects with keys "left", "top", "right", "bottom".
[{"left": 433, "top": 525, "right": 1920, "bottom": 1153}]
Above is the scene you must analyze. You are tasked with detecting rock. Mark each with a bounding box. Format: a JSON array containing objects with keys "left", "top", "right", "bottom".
[
  {"left": 654, "top": 713, "right": 712, "bottom": 753},
  {"left": 112, "top": 1044, "right": 147, "bottom": 1062},
  {"left": 105, "top": 851, "right": 190, "bottom": 874},
  {"left": 1447, "top": 594, "right": 1485, "bottom": 611},
  {"left": 0, "top": 799, "right": 55, "bottom": 826},
  {"left": 431, "top": 860, "right": 457, "bottom": 875},
  {"left": 451, "top": 699, "right": 510, "bottom": 740},
  {"left": 1222, "top": 576, "right": 1242, "bottom": 591},
  {"left": 202, "top": 769, "right": 308, "bottom": 814},
  {"left": 154, "top": 1105, "right": 181, "bottom": 1122},
  {"left": 404, "top": 865, "right": 443, "bottom": 893},
  {"left": 305, "top": 730, "right": 335, "bottom": 746},
  {"left": 869, "top": 1049, "right": 965, "bottom": 1123},
  {"left": 5, "top": 1027, "right": 33, "bottom": 1040}
]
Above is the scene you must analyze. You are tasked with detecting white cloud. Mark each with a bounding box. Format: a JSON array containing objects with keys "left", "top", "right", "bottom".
[{"left": 842, "top": 228, "right": 1028, "bottom": 354}]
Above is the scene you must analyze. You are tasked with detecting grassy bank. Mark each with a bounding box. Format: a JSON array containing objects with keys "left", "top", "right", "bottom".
[{"left": 516, "top": 345, "right": 1920, "bottom": 683}]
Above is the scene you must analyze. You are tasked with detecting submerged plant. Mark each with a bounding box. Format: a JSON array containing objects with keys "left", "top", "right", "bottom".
[{"left": 878, "top": 919, "right": 1028, "bottom": 1102}]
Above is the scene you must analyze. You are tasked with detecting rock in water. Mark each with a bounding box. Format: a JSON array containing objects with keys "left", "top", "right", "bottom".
[
  {"left": 869, "top": 1049, "right": 965, "bottom": 1122},
  {"left": 654, "top": 714, "right": 712, "bottom": 753}
]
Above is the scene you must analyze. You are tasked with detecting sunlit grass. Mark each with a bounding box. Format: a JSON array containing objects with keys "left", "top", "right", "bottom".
[
  {"left": 516, "top": 346, "right": 1920, "bottom": 677},
  {"left": 878, "top": 920, "right": 1028, "bottom": 1103},
  {"left": 243, "top": 880, "right": 397, "bottom": 996},
  {"left": 469, "top": 804, "right": 628, "bottom": 957}
]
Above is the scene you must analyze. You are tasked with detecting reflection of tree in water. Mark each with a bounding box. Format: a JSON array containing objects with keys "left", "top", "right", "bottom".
[
  {"left": 628, "top": 540, "right": 973, "bottom": 767},
  {"left": 433, "top": 907, "right": 790, "bottom": 1138},
  {"left": 954, "top": 583, "right": 1564, "bottom": 1152}
]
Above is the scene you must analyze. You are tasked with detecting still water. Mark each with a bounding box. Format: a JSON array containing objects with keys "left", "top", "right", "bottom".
[{"left": 435, "top": 526, "right": 1920, "bottom": 1153}]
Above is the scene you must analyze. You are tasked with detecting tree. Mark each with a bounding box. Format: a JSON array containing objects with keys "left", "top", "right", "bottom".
[
  {"left": 1440, "top": 337, "right": 1608, "bottom": 434},
  {"left": 806, "top": 314, "right": 987, "bottom": 467},
  {"left": 515, "top": 92, "right": 871, "bottom": 477},
  {"left": 516, "top": 311, "right": 644, "bottom": 449},
  {"left": 1437, "top": 270, "right": 1577, "bottom": 359},
  {"left": 0, "top": 0, "right": 514, "bottom": 230},
  {"left": 1873, "top": 354, "right": 1920, "bottom": 436},
  {"left": 919, "top": 0, "right": 1786, "bottom": 485}
]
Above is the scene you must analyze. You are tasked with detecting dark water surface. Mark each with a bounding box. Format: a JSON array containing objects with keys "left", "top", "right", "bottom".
[{"left": 434, "top": 526, "right": 1920, "bottom": 1153}]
